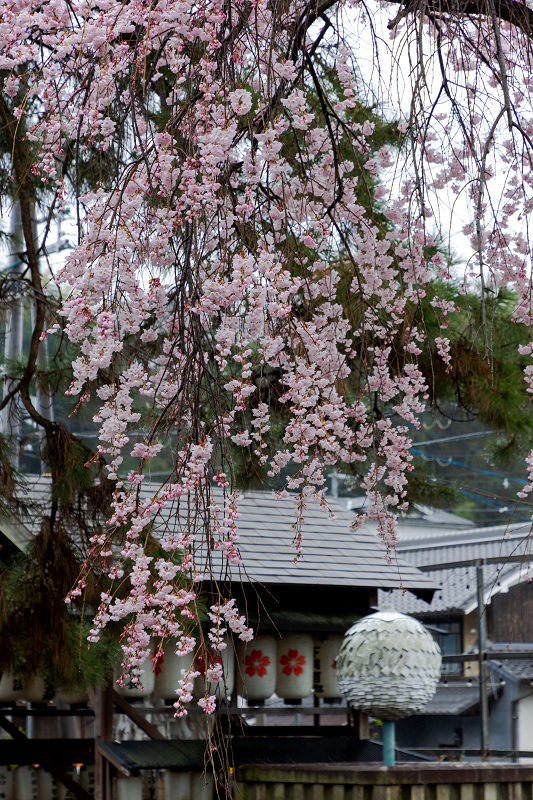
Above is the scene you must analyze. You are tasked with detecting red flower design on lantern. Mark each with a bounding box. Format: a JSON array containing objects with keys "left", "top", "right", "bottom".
[
  {"left": 280, "top": 649, "right": 306, "bottom": 676},
  {"left": 244, "top": 649, "right": 270, "bottom": 677}
]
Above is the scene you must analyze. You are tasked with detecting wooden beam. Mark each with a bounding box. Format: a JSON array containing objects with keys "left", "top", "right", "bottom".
[
  {"left": 0, "top": 738, "right": 93, "bottom": 765},
  {"left": 111, "top": 690, "right": 166, "bottom": 740},
  {"left": 90, "top": 685, "right": 114, "bottom": 800},
  {"left": 128, "top": 704, "right": 351, "bottom": 716}
]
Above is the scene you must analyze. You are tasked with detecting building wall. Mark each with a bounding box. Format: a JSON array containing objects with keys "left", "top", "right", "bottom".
[
  {"left": 396, "top": 713, "right": 481, "bottom": 750},
  {"left": 463, "top": 610, "right": 479, "bottom": 677},
  {"left": 491, "top": 581, "right": 533, "bottom": 642},
  {"left": 396, "top": 678, "right": 514, "bottom": 752},
  {"left": 518, "top": 691, "right": 533, "bottom": 757}
]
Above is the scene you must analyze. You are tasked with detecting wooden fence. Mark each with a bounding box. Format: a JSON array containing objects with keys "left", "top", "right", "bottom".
[{"left": 235, "top": 763, "right": 533, "bottom": 800}]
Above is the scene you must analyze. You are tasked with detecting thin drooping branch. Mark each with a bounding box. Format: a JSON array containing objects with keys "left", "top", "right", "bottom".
[
  {"left": 0, "top": 94, "right": 51, "bottom": 430},
  {"left": 387, "top": 0, "right": 533, "bottom": 38}
]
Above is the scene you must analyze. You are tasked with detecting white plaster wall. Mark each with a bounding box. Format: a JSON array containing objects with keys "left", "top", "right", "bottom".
[{"left": 518, "top": 693, "right": 533, "bottom": 762}]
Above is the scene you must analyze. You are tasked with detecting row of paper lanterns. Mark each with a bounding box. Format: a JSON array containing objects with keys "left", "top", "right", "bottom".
[
  {"left": 0, "top": 765, "right": 94, "bottom": 800},
  {"left": 0, "top": 766, "right": 212, "bottom": 800},
  {"left": 116, "top": 771, "right": 213, "bottom": 800},
  {"left": 0, "top": 673, "right": 88, "bottom": 704},
  {"left": 122, "top": 632, "right": 344, "bottom": 702},
  {"left": 0, "top": 633, "right": 344, "bottom": 705}
]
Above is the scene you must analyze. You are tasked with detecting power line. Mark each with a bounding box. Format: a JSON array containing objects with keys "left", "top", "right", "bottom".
[
  {"left": 411, "top": 448, "right": 525, "bottom": 484},
  {"left": 412, "top": 430, "right": 494, "bottom": 447}
]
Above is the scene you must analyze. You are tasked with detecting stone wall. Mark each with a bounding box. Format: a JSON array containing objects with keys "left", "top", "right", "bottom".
[{"left": 236, "top": 762, "right": 533, "bottom": 800}]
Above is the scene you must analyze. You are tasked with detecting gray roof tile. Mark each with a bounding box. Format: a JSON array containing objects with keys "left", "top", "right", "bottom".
[
  {"left": 380, "top": 523, "right": 533, "bottom": 614},
  {"left": 11, "top": 477, "right": 436, "bottom": 596},
  {"left": 417, "top": 686, "right": 479, "bottom": 715},
  {"left": 490, "top": 658, "right": 533, "bottom": 680}
]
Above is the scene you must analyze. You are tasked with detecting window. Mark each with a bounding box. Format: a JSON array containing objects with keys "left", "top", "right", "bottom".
[{"left": 427, "top": 618, "right": 462, "bottom": 675}]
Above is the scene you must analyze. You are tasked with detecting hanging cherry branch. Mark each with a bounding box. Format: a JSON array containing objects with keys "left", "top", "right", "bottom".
[{"left": 2, "top": 0, "right": 533, "bottom": 716}]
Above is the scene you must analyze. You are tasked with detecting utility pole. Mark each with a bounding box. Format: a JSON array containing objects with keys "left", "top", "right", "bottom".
[{"left": 476, "top": 559, "right": 490, "bottom": 756}]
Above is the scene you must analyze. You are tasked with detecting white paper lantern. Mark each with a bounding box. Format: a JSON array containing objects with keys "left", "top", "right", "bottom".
[
  {"left": 115, "top": 647, "right": 155, "bottom": 698},
  {"left": 14, "top": 766, "right": 39, "bottom": 800},
  {"left": 0, "top": 765, "right": 13, "bottom": 799},
  {"left": 164, "top": 772, "right": 190, "bottom": 800},
  {"left": 276, "top": 634, "right": 313, "bottom": 701},
  {"left": 116, "top": 776, "right": 144, "bottom": 800},
  {"left": 154, "top": 642, "right": 195, "bottom": 700},
  {"left": 37, "top": 768, "right": 58, "bottom": 800},
  {"left": 194, "top": 647, "right": 235, "bottom": 700},
  {"left": 237, "top": 635, "right": 276, "bottom": 702},
  {"left": 313, "top": 635, "right": 343, "bottom": 699},
  {"left": 80, "top": 766, "right": 95, "bottom": 795},
  {"left": 0, "top": 671, "right": 23, "bottom": 702},
  {"left": 23, "top": 676, "right": 56, "bottom": 704},
  {"left": 57, "top": 767, "right": 77, "bottom": 800},
  {"left": 191, "top": 771, "right": 214, "bottom": 800},
  {"left": 57, "top": 686, "right": 89, "bottom": 705}
]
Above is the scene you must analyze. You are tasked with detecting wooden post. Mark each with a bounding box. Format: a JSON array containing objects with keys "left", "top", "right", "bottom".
[
  {"left": 351, "top": 710, "right": 370, "bottom": 739},
  {"left": 90, "top": 685, "right": 114, "bottom": 800}
]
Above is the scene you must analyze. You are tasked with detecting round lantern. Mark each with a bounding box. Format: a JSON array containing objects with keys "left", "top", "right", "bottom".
[
  {"left": 23, "top": 676, "right": 56, "bottom": 704},
  {"left": 0, "top": 671, "right": 23, "bottom": 702},
  {"left": 276, "top": 633, "right": 313, "bottom": 701},
  {"left": 115, "top": 647, "right": 155, "bottom": 698},
  {"left": 313, "top": 635, "right": 343, "bottom": 699},
  {"left": 154, "top": 641, "right": 195, "bottom": 700},
  {"left": 237, "top": 635, "right": 277, "bottom": 702},
  {"left": 194, "top": 647, "right": 235, "bottom": 700},
  {"left": 336, "top": 608, "right": 441, "bottom": 720}
]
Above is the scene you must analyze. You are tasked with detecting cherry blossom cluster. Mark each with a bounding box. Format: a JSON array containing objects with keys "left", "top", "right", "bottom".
[{"left": 7, "top": 0, "right": 533, "bottom": 713}]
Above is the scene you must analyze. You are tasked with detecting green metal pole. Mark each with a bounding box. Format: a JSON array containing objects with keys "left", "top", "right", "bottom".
[{"left": 382, "top": 720, "right": 395, "bottom": 766}]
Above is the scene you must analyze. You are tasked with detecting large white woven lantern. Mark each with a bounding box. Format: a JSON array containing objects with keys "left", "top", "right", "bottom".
[{"left": 336, "top": 608, "right": 441, "bottom": 721}]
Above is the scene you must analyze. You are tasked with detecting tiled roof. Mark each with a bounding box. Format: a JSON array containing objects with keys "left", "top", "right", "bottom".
[
  {"left": 97, "top": 736, "right": 430, "bottom": 771},
  {"left": 417, "top": 685, "right": 479, "bottom": 715},
  {"left": 397, "top": 523, "right": 533, "bottom": 567},
  {"left": 489, "top": 658, "right": 533, "bottom": 680},
  {"left": 381, "top": 562, "right": 519, "bottom": 614},
  {"left": 195, "top": 491, "right": 436, "bottom": 593},
  {"left": 379, "top": 523, "right": 533, "bottom": 614},
  {"left": 6, "top": 476, "right": 437, "bottom": 597}
]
